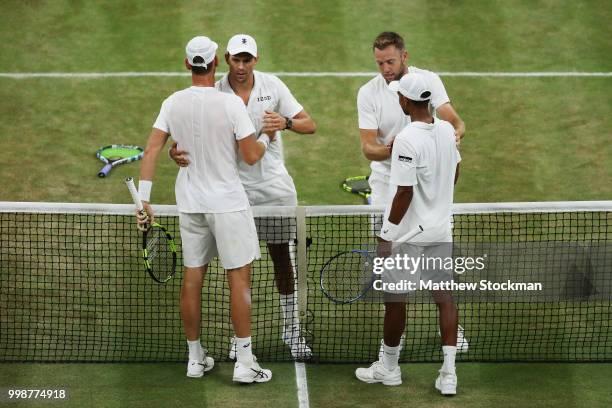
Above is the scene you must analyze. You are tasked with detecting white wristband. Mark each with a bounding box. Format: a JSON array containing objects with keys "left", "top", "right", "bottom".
[
  {"left": 379, "top": 220, "right": 400, "bottom": 241},
  {"left": 257, "top": 134, "right": 270, "bottom": 149},
  {"left": 138, "top": 180, "right": 152, "bottom": 202}
]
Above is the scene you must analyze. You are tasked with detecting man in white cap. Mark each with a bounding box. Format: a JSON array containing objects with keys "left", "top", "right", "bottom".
[
  {"left": 169, "top": 34, "right": 316, "bottom": 359},
  {"left": 358, "top": 31, "right": 468, "bottom": 357},
  {"left": 136, "top": 35, "right": 273, "bottom": 383},
  {"left": 355, "top": 73, "right": 461, "bottom": 395}
]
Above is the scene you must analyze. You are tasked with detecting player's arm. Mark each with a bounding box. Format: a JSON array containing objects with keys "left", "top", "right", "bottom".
[
  {"left": 436, "top": 103, "right": 465, "bottom": 142},
  {"left": 137, "top": 128, "right": 170, "bottom": 226},
  {"left": 238, "top": 133, "right": 275, "bottom": 164},
  {"left": 360, "top": 129, "right": 391, "bottom": 161},
  {"left": 168, "top": 142, "right": 189, "bottom": 167},
  {"left": 262, "top": 109, "right": 316, "bottom": 134},
  {"left": 455, "top": 163, "right": 460, "bottom": 185}
]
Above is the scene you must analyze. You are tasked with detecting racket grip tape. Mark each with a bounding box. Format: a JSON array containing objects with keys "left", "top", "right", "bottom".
[{"left": 98, "top": 164, "right": 113, "bottom": 178}]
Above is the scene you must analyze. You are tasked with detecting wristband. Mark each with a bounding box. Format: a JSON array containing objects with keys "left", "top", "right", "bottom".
[
  {"left": 257, "top": 134, "right": 270, "bottom": 149},
  {"left": 379, "top": 220, "right": 400, "bottom": 241},
  {"left": 138, "top": 180, "right": 152, "bottom": 202}
]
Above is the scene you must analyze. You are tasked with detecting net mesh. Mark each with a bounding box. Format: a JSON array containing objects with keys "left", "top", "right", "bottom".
[{"left": 0, "top": 202, "right": 611, "bottom": 363}]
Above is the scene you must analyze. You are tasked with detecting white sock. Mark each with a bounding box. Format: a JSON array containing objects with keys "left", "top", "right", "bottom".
[
  {"left": 187, "top": 339, "right": 203, "bottom": 361},
  {"left": 442, "top": 345, "right": 457, "bottom": 373},
  {"left": 235, "top": 336, "right": 253, "bottom": 366},
  {"left": 280, "top": 293, "right": 298, "bottom": 328},
  {"left": 381, "top": 342, "right": 400, "bottom": 371}
]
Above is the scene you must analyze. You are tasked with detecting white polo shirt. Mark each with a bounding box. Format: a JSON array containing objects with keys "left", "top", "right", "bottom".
[
  {"left": 153, "top": 86, "right": 255, "bottom": 213},
  {"left": 357, "top": 66, "right": 450, "bottom": 178},
  {"left": 216, "top": 71, "right": 303, "bottom": 189},
  {"left": 386, "top": 118, "right": 460, "bottom": 243}
]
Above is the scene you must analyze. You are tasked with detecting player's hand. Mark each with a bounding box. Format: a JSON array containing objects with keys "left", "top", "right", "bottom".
[
  {"left": 262, "top": 110, "right": 287, "bottom": 132},
  {"left": 455, "top": 128, "right": 465, "bottom": 145},
  {"left": 136, "top": 202, "right": 154, "bottom": 232},
  {"left": 377, "top": 238, "right": 392, "bottom": 259},
  {"left": 169, "top": 141, "right": 190, "bottom": 167}
]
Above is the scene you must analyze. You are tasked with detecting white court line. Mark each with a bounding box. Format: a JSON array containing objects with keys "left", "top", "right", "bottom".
[
  {"left": 0, "top": 71, "right": 611, "bottom": 79},
  {"left": 294, "top": 362, "right": 310, "bottom": 408}
]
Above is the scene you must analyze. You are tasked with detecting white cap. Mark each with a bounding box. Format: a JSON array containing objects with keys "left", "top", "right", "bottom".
[
  {"left": 185, "top": 36, "right": 218, "bottom": 67},
  {"left": 226, "top": 34, "right": 257, "bottom": 57},
  {"left": 388, "top": 73, "right": 432, "bottom": 101}
]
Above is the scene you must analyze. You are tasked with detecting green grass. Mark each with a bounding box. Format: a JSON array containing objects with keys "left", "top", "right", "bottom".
[{"left": 1, "top": 0, "right": 611, "bottom": 407}]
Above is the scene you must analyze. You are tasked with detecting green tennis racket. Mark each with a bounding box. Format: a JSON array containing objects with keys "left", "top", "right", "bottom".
[
  {"left": 125, "top": 177, "right": 177, "bottom": 283},
  {"left": 342, "top": 176, "right": 372, "bottom": 204},
  {"left": 96, "top": 145, "right": 144, "bottom": 178}
]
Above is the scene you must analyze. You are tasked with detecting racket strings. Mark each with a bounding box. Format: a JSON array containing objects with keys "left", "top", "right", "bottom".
[
  {"left": 321, "top": 251, "right": 375, "bottom": 303},
  {"left": 146, "top": 228, "right": 174, "bottom": 281}
]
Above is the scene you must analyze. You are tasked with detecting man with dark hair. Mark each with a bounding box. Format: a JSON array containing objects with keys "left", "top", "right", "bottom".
[
  {"left": 136, "top": 36, "right": 273, "bottom": 383},
  {"left": 169, "top": 34, "right": 316, "bottom": 359},
  {"left": 357, "top": 31, "right": 468, "bottom": 359},
  {"left": 356, "top": 73, "right": 461, "bottom": 395}
]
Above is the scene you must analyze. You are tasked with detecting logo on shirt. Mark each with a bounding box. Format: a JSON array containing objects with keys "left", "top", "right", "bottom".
[
  {"left": 257, "top": 95, "right": 272, "bottom": 102},
  {"left": 398, "top": 155, "right": 413, "bottom": 163}
]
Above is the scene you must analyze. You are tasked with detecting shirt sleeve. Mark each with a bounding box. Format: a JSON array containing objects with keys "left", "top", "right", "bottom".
[
  {"left": 389, "top": 135, "right": 418, "bottom": 186},
  {"left": 275, "top": 77, "right": 303, "bottom": 118},
  {"left": 427, "top": 72, "right": 450, "bottom": 110},
  {"left": 152, "top": 97, "right": 171, "bottom": 133},
  {"left": 357, "top": 86, "right": 378, "bottom": 130},
  {"left": 227, "top": 96, "right": 256, "bottom": 140},
  {"left": 456, "top": 146, "right": 462, "bottom": 164}
]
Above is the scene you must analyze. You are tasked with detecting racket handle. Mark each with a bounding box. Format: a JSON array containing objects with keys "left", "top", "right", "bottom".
[
  {"left": 125, "top": 177, "right": 144, "bottom": 211},
  {"left": 98, "top": 164, "right": 113, "bottom": 178}
]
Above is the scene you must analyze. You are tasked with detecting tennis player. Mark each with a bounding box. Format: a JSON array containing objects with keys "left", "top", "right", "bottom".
[
  {"left": 136, "top": 35, "right": 273, "bottom": 383},
  {"left": 356, "top": 73, "right": 461, "bottom": 394},
  {"left": 358, "top": 31, "right": 468, "bottom": 354},
  {"left": 170, "top": 34, "right": 316, "bottom": 359}
]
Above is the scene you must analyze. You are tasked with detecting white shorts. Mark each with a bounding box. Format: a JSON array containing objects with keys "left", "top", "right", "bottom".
[
  {"left": 368, "top": 172, "right": 391, "bottom": 235},
  {"left": 245, "top": 175, "right": 297, "bottom": 244},
  {"left": 179, "top": 210, "right": 261, "bottom": 269},
  {"left": 380, "top": 243, "right": 454, "bottom": 294}
]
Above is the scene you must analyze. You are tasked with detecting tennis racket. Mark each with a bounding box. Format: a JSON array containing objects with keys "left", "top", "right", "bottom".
[
  {"left": 97, "top": 145, "right": 144, "bottom": 178},
  {"left": 342, "top": 176, "right": 371, "bottom": 204},
  {"left": 320, "top": 225, "right": 424, "bottom": 304},
  {"left": 125, "top": 177, "right": 177, "bottom": 283}
]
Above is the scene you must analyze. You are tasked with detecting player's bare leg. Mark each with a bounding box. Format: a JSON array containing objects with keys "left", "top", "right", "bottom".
[
  {"left": 228, "top": 263, "right": 272, "bottom": 383},
  {"left": 432, "top": 290, "right": 458, "bottom": 395},
  {"left": 356, "top": 294, "right": 404, "bottom": 386},
  {"left": 268, "top": 242, "right": 311, "bottom": 358},
  {"left": 181, "top": 265, "right": 214, "bottom": 377}
]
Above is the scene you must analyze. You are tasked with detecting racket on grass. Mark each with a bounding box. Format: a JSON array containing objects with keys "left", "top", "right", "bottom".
[
  {"left": 97, "top": 145, "right": 144, "bottom": 178},
  {"left": 125, "top": 177, "right": 177, "bottom": 283},
  {"left": 320, "top": 225, "right": 423, "bottom": 304},
  {"left": 342, "top": 176, "right": 371, "bottom": 204}
]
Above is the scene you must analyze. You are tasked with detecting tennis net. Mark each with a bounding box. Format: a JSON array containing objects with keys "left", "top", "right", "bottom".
[{"left": 1, "top": 201, "right": 611, "bottom": 363}]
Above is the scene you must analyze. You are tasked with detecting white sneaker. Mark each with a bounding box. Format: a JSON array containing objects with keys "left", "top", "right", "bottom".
[
  {"left": 283, "top": 325, "right": 312, "bottom": 359},
  {"left": 437, "top": 325, "right": 469, "bottom": 353},
  {"left": 186, "top": 355, "right": 215, "bottom": 378},
  {"left": 435, "top": 370, "right": 457, "bottom": 395},
  {"left": 233, "top": 356, "right": 272, "bottom": 383},
  {"left": 377, "top": 334, "right": 405, "bottom": 361},
  {"left": 355, "top": 360, "right": 402, "bottom": 386}
]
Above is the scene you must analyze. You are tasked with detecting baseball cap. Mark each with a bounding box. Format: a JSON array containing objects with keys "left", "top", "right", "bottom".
[
  {"left": 226, "top": 34, "right": 257, "bottom": 57},
  {"left": 388, "top": 73, "right": 432, "bottom": 101},
  {"left": 185, "top": 36, "right": 218, "bottom": 67}
]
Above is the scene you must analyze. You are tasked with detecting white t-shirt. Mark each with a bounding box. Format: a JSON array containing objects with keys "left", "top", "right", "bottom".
[
  {"left": 216, "top": 71, "right": 303, "bottom": 189},
  {"left": 357, "top": 66, "right": 450, "bottom": 178},
  {"left": 153, "top": 86, "right": 255, "bottom": 213},
  {"left": 386, "top": 118, "right": 460, "bottom": 243}
]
